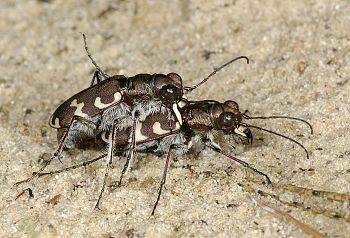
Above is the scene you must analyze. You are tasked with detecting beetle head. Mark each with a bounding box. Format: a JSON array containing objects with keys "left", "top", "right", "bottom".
[
  {"left": 211, "top": 100, "right": 252, "bottom": 143},
  {"left": 153, "top": 73, "right": 183, "bottom": 107}
]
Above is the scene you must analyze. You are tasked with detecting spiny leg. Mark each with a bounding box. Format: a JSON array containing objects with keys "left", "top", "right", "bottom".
[
  {"left": 151, "top": 145, "right": 174, "bottom": 216},
  {"left": 117, "top": 111, "right": 137, "bottom": 186},
  {"left": 14, "top": 115, "right": 85, "bottom": 186},
  {"left": 37, "top": 154, "right": 106, "bottom": 177},
  {"left": 15, "top": 188, "right": 34, "bottom": 200},
  {"left": 208, "top": 145, "right": 272, "bottom": 185},
  {"left": 94, "top": 121, "right": 117, "bottom": 210}
]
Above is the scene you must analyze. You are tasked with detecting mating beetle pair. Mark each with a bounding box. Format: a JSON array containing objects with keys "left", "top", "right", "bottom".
[{"left": 17, "top": 34, "right": 312, "bottom": 214}]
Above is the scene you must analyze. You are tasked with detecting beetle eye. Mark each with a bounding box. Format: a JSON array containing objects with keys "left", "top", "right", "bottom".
[
  {"left": 223, "top": 113, "right": 232, "bottom": 125},
  {"left": 166, "top": 87, "right": 174, "bottom": 94},
  {"left": 219, "top": 112, "right": 237, "bottom": 129},
  {"left": 159, "top": 85, "right": 181, "bottom": 103}
]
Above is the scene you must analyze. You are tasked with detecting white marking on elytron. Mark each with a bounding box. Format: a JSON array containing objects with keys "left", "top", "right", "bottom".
[
  {"left": 152, "top": 121, "right": 180, "bottom": 135},
  {"left": 101, "top": 131, "right": 109, "bottom": 143},
  {"left": 94, "top": 92, "right": 122, "bottom": 109},
  {"left": 128, "top": 122, "right": 148, "bottom": 143},
  {"left": 50, "top": 117, "right": 60, "bottom": 128},
  {"left": 234, "top": 126, "right": 247, "bottom": 137},
  {"left": 70, "top": 99, "right": 88, "bottom": 117},
  {"left": 128, "top": 120, "right": 181, "bottom": 143},
  {"left": 172, "top": 103, "right": 183, "bottom": 125},
  {"left": 153, "top": 122, "right": 169, "bottom": 135}
]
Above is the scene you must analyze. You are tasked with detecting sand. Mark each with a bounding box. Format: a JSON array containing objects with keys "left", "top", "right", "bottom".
[{"left": 0, "top": 0, "right": 349, "bottom": 237}]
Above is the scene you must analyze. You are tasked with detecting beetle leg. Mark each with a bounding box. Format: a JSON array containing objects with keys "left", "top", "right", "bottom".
[
  {"left": 117, "top": 111, "right": 138, "bottom": 186},
  {"left": 151, "top": 144, "right": 174, "bottom": 216},
  {"left": 94, "top": 119, "right": 118, "bottom": 210},
  {"left": 37, "top": 154, "right": 106, "bottom": 177},
  {"left": 14, "top": 115, "right": 88, "bottom": 186},
  {"left": 15, "top": 188, "right": 34, "bottom": 200},
  {"left": 208, "top": 145, "right": 272, "bottom": 185}
]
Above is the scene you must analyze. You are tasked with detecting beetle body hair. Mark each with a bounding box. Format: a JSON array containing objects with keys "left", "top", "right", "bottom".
[
  {"left": 62, "top": 117, "right": 99, "bottom": 149},
  {"left": 100, "top": 102, "right": 131, "bottom": 131}
]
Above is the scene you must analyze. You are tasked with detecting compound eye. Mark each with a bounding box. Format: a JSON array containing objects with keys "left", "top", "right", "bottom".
[
  {"left": 159, "top": 85, "right": 181, "bottom": 103},
  {"left": 166, "top": 86, "right": 174, "bottom": 94},
  {"left": 219, "top": 112, "right": 237, "bottom": 129}
]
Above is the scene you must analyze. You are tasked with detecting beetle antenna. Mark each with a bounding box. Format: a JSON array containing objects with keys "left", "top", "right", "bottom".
[
  {"left": 243, "top": 114, "right": 313, "bottom": 134},
  {"left": 81, "top": 33, "right": 109, "bottom": 79},
  {"left": 242, "top": 123, "right": 310, "bottom": 159},
  {"left": 184, "top": 55, "right": 250, "bottom": 92}
]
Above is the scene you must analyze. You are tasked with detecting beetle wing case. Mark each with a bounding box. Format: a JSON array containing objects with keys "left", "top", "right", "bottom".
[{"left": 49, "top": 76, "right": 127, "bottom": 129}]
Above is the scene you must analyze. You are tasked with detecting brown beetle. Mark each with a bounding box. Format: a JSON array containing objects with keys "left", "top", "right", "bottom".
[{"left": 39, "top": 97, "right": 312, "bottom": 214}]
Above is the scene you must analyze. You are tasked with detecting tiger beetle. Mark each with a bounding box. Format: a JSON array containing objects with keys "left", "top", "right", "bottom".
[
  {"left": 34, "top": 97, "right": 312, "bottom": 215},
  {"left": 15, "top": 34, "right": 313, "bottom": 215},
  {"left": 15, "top": 34, "right": 249, "bottom": 186}
]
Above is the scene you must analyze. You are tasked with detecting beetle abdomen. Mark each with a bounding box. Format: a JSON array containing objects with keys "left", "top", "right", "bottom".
[{"left": 49, "top": 78, "right": 125, "bottom": 129}]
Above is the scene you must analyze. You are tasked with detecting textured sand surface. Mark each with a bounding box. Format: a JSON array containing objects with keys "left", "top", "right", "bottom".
[{"left": 0, "top": 1, "right": 349, "bottom": 237}]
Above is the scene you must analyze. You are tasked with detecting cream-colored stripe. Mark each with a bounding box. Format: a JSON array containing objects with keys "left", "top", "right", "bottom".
[
  {"left": 128, "top": 122, "right": 148, "bottom": 143},
  {"left": 152, "top": 122, "right": 170, "bottom": 135},
  {"left": 152, "top": 121, "right": 180, "bottom": 135},
  {"left": 101, "top": 131, "right": 109, "bottom": 143},
  {"left": 70, "top": 99, "right": 88, "bottom": 117},
  {"left": 94, "top": 92, "right": 122, "bottom": 109},
  {"left": 50, "top": 117, "right": 60, "bottom": 128},
  {"left": 172, "top": 103, "right": 183, "bottom": 125}
]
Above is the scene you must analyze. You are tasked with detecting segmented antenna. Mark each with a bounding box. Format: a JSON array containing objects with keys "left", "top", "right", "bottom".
[
  {"left": 184, "top": 55, "right": 250, "bottom": 92},
  {"left": 81, "top": 33, "right": 109, "bottom": 79},
  {"left": 243, "top": 123, "right": 310, "bottom": 159},
  {"left": 243, "top": 114, "right": 313, "bottom": 134}
]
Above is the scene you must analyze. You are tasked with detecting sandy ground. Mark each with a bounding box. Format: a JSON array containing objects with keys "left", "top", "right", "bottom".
[{"left": 0, "top": 0, "right": 349, "bottom": 237}]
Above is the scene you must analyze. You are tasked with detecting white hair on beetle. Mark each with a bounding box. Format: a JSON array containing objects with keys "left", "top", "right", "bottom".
[
  {"left": 134, "top": 100, "right": 172, "bottom": 122},
  {"left": 63, "top": 118, "right": 98, "bottom": 149},
  {"left": 99, "top": 102, "right": 131, "bottom": 131},
  {"left": 155, "top": 133, "right": 188, "bottom": 155},
  {"left": 135, "top": 82, "right": 153, "bottom": 94}
]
